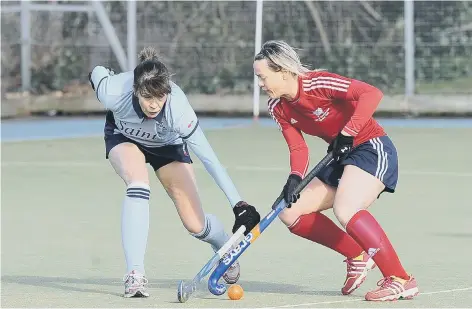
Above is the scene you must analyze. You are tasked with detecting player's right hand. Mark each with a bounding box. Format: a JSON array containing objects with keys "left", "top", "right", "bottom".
[
  {"left": 282, "top": 174, "right": 302, "bottom": 207},
  {"left": 232, "top": 201, "right": 260, "bottom": 235},
  {"left": 328, "top": 132, "right": 354, "bottom": 162}
]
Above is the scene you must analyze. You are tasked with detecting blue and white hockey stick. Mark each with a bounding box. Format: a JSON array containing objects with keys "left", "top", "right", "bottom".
[
  {"left": 177, "top": 225, "right": 246, "bottom": 303},
  {"left": 208, "top": 152, "right": 334, "bottom": 296}
]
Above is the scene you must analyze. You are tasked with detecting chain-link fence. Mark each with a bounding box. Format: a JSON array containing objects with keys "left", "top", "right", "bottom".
[
  {"left": 1, "top": 6, "right": 21, "bottom": 95},
  {"left": 1, "top": 1, "right": 472, "bottom": 97}
]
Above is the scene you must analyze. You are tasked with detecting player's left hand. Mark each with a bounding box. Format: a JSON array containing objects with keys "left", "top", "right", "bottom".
[
  {"left": 232, "top": 201, "right": 261, "bottom": 236},
  {"left": 328, "top": 132, "right": 354, "bottom": 162},
  {"left": 282, "top": 174, "right": 302, "bottom": 207}
]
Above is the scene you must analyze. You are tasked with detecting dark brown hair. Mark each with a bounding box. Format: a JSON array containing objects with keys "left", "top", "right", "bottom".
[{"left": 133, "top": 47, "right": 171, "bottom": 98}]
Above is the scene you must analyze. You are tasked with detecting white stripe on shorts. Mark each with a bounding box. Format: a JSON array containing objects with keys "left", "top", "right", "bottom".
[
  {"left": 369, "top": 137, "right": 388, "bottom": 182},
  {"left": 376, "top": 137, "right": 388, "bottom": 181},
  {"left": 379, "top": 138, "right": 389, "bottom": 181}
]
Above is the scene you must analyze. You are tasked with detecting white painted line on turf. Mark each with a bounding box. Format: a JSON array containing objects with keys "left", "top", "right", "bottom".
[
  {"left": 267, "top": 286, "right": 472, "bottom": 308},
  {"left": 219, "top": 165, "right": 472, "bottom": 178},
  {"left": 268, "top": 298, "right": 364, "bottom": 308},
  {"left": 422, "top": 286, "right": 472, "bottom": 295},
  {"left": 402, "top": 170, "right": 472, "bottom": 177},
  {"left": 2, "top": 161, "right": 472, "bottom": 178}
]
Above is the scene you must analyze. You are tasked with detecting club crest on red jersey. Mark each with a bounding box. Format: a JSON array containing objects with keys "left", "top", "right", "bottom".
[{"left": 313, "top": 107, "right": 330, "bottom": 122}]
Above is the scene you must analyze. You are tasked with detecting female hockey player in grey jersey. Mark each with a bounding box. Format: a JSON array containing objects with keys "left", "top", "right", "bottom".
[{"left": 88, "top": 47, "right": 260, "bottom": 298}]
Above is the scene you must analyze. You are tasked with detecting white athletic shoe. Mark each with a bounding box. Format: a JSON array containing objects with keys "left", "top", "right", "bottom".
[
  {"left": 220, "top": 247, "right": 241, "bottom": 284},
  {"left": 123, "top": 270, "right": 150, "bottom": 298},
  {"left": 222, "top": 259, "right": 240, "bottom": 284}
]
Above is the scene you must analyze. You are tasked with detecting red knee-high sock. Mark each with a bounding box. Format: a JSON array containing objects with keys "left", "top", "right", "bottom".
[
  {"left": 289, "top": 212, "right": 364, "bottom": 258},
  {"left": 346, "top": 209, "right": 409, "bottom": 279}
]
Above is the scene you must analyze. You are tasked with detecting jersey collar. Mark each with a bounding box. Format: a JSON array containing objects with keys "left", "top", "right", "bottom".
[{"left": 286, "top": 75, "right": 302, "bottom": 104}]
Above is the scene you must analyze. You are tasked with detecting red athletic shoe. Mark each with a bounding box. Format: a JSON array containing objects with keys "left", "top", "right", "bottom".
[
  {"left": 365, "top": 275, "right": 419, "bottom": 301},
  {"left": 342, "top": 251, "right": 376, "bottom": 295}
]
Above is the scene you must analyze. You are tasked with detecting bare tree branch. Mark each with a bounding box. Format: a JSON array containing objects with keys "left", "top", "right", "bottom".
[
  {"left": 357, "top": 8, "right": 379, "bottom": 27},
  {"left": 169, "top": 2, "right": 211, "bottom": 55},
  {"left": 442, "top": 22, "right": 472, "bottom": 34},
  {"left": 359, "top": 1, "right": 382, "bottom": 21},
  {"left": 374, "top": 17, "right": 404, "bottom": 50},
  {"left": 303, "top": 0, "right": 331, "bottom": 54},
  {"left": 353, "top": 18, "right": 372, "bottom": 43}
]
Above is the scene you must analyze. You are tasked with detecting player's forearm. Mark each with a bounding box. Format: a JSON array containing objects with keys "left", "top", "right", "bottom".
[
  {"left": 289, "top": 145, "right": 310, "bottom": 178},
  {"left": 185, "top": 127, "right": 242, "bottom": 207},
  {"left": 282, "top": 127, "right": 310, "bottom": 177},
  {"left": 343, "top": 88, "right": 383, "bottom": 136}
]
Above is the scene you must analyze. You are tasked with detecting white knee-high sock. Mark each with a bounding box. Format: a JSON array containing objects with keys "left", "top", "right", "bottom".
[
  {"left": 121, "top": 183, "right": 150, "bottom": 274},
  {"left": 191, "top": 214, "right": 230, "bottom": 252}
]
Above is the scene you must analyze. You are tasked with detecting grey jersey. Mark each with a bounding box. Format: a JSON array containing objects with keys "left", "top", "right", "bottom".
[{"left": 90, "top": 66, "right": 242, "bottom": 207}]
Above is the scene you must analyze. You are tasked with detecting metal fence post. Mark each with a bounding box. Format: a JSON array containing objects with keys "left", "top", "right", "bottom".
[
  {"left": 20, "top": 0, "right": 31, "bottom": 91},
  {"left": 404, "top": 0, "right": 415, "bottom": 97}
]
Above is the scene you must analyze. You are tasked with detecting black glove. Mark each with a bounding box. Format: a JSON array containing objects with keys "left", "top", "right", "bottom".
[
  {"left": 328, "top": 132, "right": 354, "bottom": 162},
  {"left": 232, "top": 201, "right": 261, "bottom": 235},
  {"left": 282, "top": 174, "right": 302, "bottom": 207}
]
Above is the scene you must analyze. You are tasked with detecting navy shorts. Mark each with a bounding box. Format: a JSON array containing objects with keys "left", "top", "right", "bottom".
[
  {"left": 317, "top": 135, "right": 398, "bottom": 193},
  {"left": 104, "top": 112, "right": 192, "bottom": 171}
]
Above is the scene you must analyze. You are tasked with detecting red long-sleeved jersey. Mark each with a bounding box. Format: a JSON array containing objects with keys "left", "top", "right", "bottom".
[{"left": 268, "top": 70, "right": 386, "bottom": 178}]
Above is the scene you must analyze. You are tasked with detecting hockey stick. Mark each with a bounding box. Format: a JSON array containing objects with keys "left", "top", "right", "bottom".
[
  {"left": 177, "top": 225, "right": 246, "bottom": 303},
  {"left": 207, "top": 152, "right": 334, "bottom": 295}
]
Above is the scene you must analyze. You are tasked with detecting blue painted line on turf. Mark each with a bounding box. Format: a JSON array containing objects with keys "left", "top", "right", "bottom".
[
  {"left": 1, "top": 118, "right": 104, "bottom": 142},
  {"left": 0, "top": 117, "right": 251, "bottom": 142},
  {"left": 377, "top": 118, "right": 472, "bottom": 128},
  {"left": 1, "top": 117, "right": 472, "bottom": 142},
  {"left": 256, "top": 118, "right": 472, "bottom": 129}
]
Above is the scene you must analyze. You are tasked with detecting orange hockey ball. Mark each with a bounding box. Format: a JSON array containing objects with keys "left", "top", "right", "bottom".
[{"left": 228, "top": 284, "right": 244, "bottom": 300}]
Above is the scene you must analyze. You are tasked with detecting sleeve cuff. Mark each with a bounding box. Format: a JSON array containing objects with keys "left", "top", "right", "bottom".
[
  {"left": 343, "top": 125, "right": 358, "bottom": 137},
  {"left": 181, "top": 120, "right": 200, "bottom": 140},
  {"left": 290, "top": 171, "right": 304, "bottom": 178}
]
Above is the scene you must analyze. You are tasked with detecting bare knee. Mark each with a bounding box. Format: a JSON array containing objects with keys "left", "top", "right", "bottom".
[
  {"left": 108, "top": 143, "right": 149, "bottom": 186},
  {"left": 278, "top": 207, "right": 302, "bottom": 227},
  {"left": 279, "top": 205, "right": 317, "bottom": 227},
  {"left": 332, "top": 204, "right": 358, "bottom": 228},
  {"left": 278, "top": 177, "right": 336, "bottom": 227},
  {"left": 333, "top": 165, "right": 385, "bottom": 227}
]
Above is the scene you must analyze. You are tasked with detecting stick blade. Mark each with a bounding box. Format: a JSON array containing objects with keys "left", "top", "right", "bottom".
[{"left": 177, "top": 280, "right": 190, "bottom": 303}]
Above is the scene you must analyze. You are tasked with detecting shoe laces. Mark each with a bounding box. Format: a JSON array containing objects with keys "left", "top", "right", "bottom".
[
  {"left": 376, "top": 276, "right": 394, "bottom": 288},
  {"left": 123, "top": 272, "right": 148, "bottom": 285},
  {"left": 343, "top": 257, "right": 364, "bottom": 273},
  {"left": 227, "top": 261, "right": 238, "bottom": 271}
]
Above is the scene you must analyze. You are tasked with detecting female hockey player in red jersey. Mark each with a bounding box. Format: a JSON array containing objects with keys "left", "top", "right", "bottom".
[{"left": 253, "top": 40, "right": 418, "bottom": 301}]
